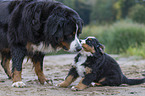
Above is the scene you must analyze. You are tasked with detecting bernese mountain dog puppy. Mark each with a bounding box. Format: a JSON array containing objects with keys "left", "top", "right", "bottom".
[
  {"left": 58, "top": 36, "right": 145, "bottom": 90},
  {"left": 0, "top": 0, "right": 83, "bottom": 87}
]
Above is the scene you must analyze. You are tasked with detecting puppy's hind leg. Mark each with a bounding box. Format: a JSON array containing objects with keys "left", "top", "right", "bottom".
[
  {"left": 71, "top": 73, "right": 96, "bottom": 91},
  {"left": 1, "top": 49, "right": 12, "bottom": 79}
]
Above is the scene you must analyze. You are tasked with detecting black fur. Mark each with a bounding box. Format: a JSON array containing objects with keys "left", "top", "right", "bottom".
[
  {"left": 66, "top": 37, "right": 145, "bottom": 87},
  {"left": 0, "top": 0, "right": 83, "bottom": 83}
]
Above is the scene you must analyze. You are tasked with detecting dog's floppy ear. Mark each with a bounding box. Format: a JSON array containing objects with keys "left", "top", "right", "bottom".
[{"left": 44, "top": 14, "right": 65, "bottom": 43}]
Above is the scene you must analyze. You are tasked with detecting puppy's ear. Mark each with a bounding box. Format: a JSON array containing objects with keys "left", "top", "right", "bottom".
[{"left": 99, "top": 44, "right": 105, "bottom": 54}]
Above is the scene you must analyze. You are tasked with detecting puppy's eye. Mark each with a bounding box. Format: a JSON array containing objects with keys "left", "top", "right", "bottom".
[{"left": 87, "top": 40, "right": 91, "bottom": 43}]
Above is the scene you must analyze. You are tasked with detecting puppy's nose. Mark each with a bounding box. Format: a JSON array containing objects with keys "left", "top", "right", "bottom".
[{"left": 76, "top": 46, "right": 82, "bottom": 52}]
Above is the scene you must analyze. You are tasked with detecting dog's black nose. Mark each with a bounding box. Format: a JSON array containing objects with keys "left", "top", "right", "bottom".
[{"left": 76, "top": 46, "right": 82, "bottom": 52}]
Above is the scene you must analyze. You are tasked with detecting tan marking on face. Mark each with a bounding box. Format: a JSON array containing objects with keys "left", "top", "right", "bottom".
[
  {"left": 32, "top": 61, "right": 46, "bottom": 84},
  {"left": 78, "top": 29, "right": 81, "bottom": 33},
  {"left": 88, "top": 38, "right": 92, "bottom": 41},
  {"left": 74, "top": 78, "right": 87, "bottom": 90},
  {"left": 85, "top": 67, "right": 92, "bottom": 74},
  {"left": 61, "top": 41, "right": 70, "bottom": 50},
  {"left": 58, "top": 75, "right": 77, "bottom": 87},
  {"left": 73, "top": 32, "right": 76, "bottom": 35},
  {"left": 12, "top": 68, "right": 22, "bottom": 82},
  {"left": 82, "top": 44, "right": 95, "bottom": 53}
]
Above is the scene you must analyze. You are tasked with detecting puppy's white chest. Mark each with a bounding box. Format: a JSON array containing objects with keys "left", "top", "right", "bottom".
[{"left": 75, "top": 56, "right": 87, "bottom": 77}]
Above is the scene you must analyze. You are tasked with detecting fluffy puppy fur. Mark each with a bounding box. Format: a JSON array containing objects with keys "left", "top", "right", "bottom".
[
  {"left": 58, "top": 36, "right": 145, "bottom": 90},
  {"left": 0, "top": 0, "right": 83, "bottom": 87}
]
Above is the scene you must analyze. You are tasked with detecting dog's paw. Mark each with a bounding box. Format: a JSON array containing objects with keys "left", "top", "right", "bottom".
[
  {"left": 71, "top": 86, "right": 82, "bottom": 91},
  {"left": 12, "top": 81, "right": 26, "bottom": 88}
]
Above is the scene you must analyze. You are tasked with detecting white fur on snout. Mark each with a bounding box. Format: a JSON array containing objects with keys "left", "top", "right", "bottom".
[
  {"left": 68, "top": 24, "right": 81, "bottom": 52},
  {"left": 68, "top": 37, "right": 81, "bottom": 52},
  {"left": 12, "top": 81, "right": 26, "bottom": 88}
]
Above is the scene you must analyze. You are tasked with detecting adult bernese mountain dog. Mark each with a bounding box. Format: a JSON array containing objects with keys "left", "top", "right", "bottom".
[
  {"left": 0, "top": 0, "right": 83, "bottom": 87},
  {"left": 58, "top": 36, "right": 145, "bottom": 91}
]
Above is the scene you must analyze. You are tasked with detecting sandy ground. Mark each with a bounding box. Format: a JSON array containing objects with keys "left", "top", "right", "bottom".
[{"left": 0, "top": 54, "right": 145, "bottom": 96}]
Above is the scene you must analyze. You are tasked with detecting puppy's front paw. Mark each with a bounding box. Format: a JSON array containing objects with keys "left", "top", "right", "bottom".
[
  {"left": 12, "top": 81, "right": 26, "bottom": 88},
  {"left": 71, "top": 86, "right": 82, "bottom": 91},
  {"left": 56, "top": 81, "right": 70, "bottom": 88}
]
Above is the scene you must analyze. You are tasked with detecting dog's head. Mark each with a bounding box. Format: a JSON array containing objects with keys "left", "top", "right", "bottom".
[
  {"left": 81, "top": 36, "right": 105, "bottom": 55},
  {"left": 43, "top": 2, "right": 83, "bottom": 52}
]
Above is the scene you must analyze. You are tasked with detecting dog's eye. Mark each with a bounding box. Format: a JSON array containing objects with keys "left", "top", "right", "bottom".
[{"left": 87, "top": 40, "right": 91, "bottom": 43}]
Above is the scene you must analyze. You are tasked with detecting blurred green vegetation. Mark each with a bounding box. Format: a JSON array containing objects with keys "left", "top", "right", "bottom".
[
  {"left": 56, "top": 0, "right": 144, "bottom": 25},
  {"left": 54, "top": 0, "right": 145, "bottom": 58}
]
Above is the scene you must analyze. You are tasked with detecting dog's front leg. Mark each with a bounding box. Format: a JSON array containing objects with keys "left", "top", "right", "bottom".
[
  {"left": 58, "top": 67, "right": 79, "bottom": 87},
  {"left": 71, "top": 73, "right": 96, "bottom": 91},
  {"left": 31, "top": 52, "right": 52, "bottom": 85},
  {"left": 11, "top": 46, "right": 26, "bottom": 88}
]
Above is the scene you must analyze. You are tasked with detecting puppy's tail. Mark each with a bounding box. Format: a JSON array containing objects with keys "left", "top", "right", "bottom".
[{"left": 122, "top": 76, "right": 145, "bottom": 85}]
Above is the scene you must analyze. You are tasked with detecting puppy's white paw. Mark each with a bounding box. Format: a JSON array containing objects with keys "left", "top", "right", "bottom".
[
  {"left": 91, "top": 82, "right": 96, "bottom": 87},
  {"left": 12, "top": 81, "right": 26, "bottom": 88},
  {"left": 71, "top": 86, "right": 80, "bottom": 91}
]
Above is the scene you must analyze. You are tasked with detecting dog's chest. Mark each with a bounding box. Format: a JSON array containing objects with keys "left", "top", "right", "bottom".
[
  {"left": 75, "top": 55, "right": 87, "bottom": 77},
  {"left": 27, "top": 42, "right": 61, "bottom": 53}
]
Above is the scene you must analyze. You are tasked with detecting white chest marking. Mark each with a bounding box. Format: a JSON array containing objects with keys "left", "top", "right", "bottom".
[
  {"left": 75, "top": 55, "right": 87, "bottom": 77},
  {"left": 73, "top": 50, "right": 93, "bottom": 77},
  {"left": 31, "top": 42, "right": 61, "bottom": 53}
]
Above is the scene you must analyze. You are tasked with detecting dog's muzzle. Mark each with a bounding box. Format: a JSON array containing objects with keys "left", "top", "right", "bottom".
[{"left": 68, "top": 37, "right": 82, "bottom": 52}]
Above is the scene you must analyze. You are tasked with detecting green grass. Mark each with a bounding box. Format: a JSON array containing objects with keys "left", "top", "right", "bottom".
[{"left": 124, "top": 43, "right": 145, "bottom": 58}]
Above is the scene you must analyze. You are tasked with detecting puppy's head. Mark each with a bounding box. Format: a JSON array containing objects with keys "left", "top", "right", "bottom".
[{"left": 81, "top": 36, "right": 105, "bottom": 55}]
